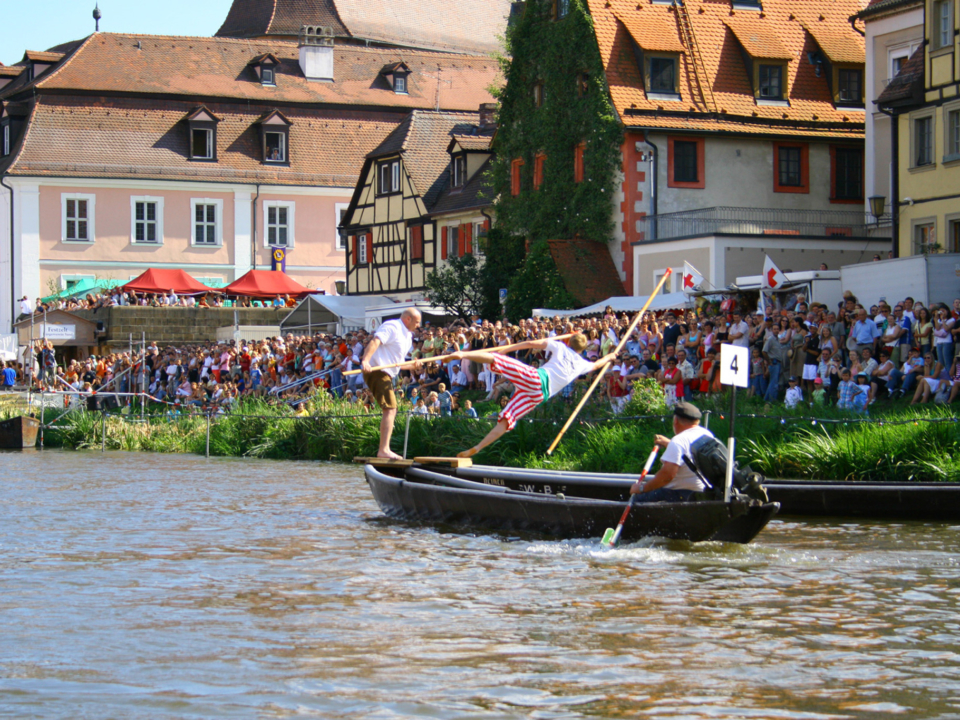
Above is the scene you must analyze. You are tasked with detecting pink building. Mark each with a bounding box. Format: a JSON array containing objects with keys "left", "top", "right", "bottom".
[{"left": 0, "top": 5, "right": 502, "bottom": 329}]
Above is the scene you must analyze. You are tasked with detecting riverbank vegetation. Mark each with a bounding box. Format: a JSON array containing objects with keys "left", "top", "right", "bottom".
[{"left": 7, "top": 382, "right": 960, "bottom": 482}]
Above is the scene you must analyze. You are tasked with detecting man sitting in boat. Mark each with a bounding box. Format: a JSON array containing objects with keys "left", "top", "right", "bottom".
[
  {"left": 449, "top": 334, "right": 615, "bottom": 458},
  {"left": 630, "top": 401, "right": 712, "bottom": 503}
]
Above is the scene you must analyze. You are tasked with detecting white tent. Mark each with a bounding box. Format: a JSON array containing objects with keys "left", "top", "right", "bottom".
[
  {"left": 280, "top": 294, "right": 392, "bottom": 335},
  {"left": 363, "top": 301, "right": 451, "bottom": 331},
  {"left": 532, "top": 292, "right": 692, "bottom": 318}
]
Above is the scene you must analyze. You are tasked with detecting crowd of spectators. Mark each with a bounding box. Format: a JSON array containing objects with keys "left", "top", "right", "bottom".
[
  {"left": 21, "top": 290, "right": 299, "bottom": 315},
  {"left": 6, "top": 289, "right": 960, "bottom": 415}
]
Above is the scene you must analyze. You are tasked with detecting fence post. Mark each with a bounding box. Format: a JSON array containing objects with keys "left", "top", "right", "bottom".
[
  {"left": 403, "top": 411, "right": 411, "bottom": 459},
  {"left": 101, "top": 409, "right": 106, "bottom": 453},
  {"left": 702, "top": 410, "right": 711, "bottom": 430},
  {"left": 206, "top": 409, "right": 211, "bottom": 458}
]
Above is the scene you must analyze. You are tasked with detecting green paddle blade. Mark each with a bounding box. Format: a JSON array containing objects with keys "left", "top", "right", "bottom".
[{"left": 601, "top": 528, "right": 616, "bottom": 546}]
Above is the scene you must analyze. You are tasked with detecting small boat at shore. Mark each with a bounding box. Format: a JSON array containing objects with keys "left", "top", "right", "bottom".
[
  {"left": 763, "top": 479, "right": 960, "bottom": 521},
  {"left": 364, "top": 462, "right": 779, "bottom": 544},
  {"left": 0, "top": 415, "right": 40, "bottom": 450}
]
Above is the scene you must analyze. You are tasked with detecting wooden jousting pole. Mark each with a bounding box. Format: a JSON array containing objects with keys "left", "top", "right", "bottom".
[
  {"left": 343, "top": 333, "right": 576, "bottom": 377},
  {"left": 545, "top": 269, "right": 673, "bottom": 456}
]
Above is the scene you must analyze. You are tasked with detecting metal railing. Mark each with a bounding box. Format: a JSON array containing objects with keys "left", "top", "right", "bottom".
[{"left": 636, "top": 206, "right": 891, "bottom": 242}]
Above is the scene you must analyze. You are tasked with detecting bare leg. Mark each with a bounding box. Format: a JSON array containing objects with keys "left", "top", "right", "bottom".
[
  {"left": 950, "top": 382, "right": 960, "bottom": 403},
  {"left": 377, "top": 407, "right": 401, "bottom": 459},
  {"left": 458, "top": 418, "right": 510, "bottom": 458}
]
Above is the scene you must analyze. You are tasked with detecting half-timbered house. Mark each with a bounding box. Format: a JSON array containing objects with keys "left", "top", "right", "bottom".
[{"left": 342, "top": 108, "right": 495, "bottom": 298}]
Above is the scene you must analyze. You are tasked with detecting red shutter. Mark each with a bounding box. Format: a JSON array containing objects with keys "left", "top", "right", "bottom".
[
  {"left": 483, "top": 218, "right": 490, "bottom": 232},
  {"left": 464, "top": 223, "right": 472, "bottom": 255},
  {"left": 411, "top": 225, "right": 423, "bottom": 260},
  {"left": 441, "top": 226, "right": 448, "bottom": 260},
  {"left": 365, "top": 232, "right": 373, "bottom": 264},
  {"left": 351, "top": 235, "right": 359, "bottom": 266}
]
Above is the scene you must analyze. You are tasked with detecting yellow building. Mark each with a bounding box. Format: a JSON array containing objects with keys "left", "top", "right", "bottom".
[{"left": 880, "top": 0, "right": 960, "bottom": 255}]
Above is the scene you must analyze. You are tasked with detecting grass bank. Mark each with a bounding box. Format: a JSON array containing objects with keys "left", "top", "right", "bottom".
[{"left": 9, "top": 384, "right": 960, "bottom": 482}]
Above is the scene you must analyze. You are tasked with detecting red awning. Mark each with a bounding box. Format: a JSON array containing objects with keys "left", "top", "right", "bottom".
[
  {"left": 121, "top": 269, "right": 217, "bottom": 296},
  {"left": 223, "top": 270, "right": 312, "bottom": 299}
]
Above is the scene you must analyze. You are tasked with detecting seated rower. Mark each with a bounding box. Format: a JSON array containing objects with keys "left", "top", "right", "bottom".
[
  {"left": 450, "top": 333, "right": 615, "bottom": 458},
  {"left": 630, "top": 401, "right": 712, "bottom": 503}
]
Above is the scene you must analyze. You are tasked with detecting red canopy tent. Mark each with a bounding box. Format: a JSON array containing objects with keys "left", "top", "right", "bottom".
[
  {"left": 121, "top": 269, "right": 217, "bottom": 296},
  {"left": 223, "top": 270, "right": 312, "bottom": 299}
]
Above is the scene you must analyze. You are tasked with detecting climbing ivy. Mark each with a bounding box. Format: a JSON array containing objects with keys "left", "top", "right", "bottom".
[{"left": 485, "top": 0, "right": 624, "bottom": 317}]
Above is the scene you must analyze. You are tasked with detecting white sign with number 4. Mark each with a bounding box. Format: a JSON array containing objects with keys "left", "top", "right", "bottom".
[{"left": 720, "top": 343, "right": 749, "bottom": 389}]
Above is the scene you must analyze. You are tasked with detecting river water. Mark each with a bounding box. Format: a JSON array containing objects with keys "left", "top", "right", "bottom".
[{"left": 1, "top": 451, "right": 959, "bottom": 719}]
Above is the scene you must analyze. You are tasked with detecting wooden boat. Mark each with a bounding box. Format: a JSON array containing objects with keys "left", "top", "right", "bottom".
[
  {"left": 364, "top": 462, "right": 779, "bottom": 544},
  {"left": 0, "top": 415, "right": 40, "bottom": 449},
  {"left": 763, "top": 479, "right": 960, "bottom": 521}
]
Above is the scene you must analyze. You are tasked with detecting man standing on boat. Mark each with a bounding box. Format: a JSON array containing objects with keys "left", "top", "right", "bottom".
[
  {"left": 361, "top": 308, "right": 422, "bottom": 459},
  {"left": 630, "top": 401, "right": 712, "bottom": 503},
  {"left": 449, "top": 334, "right": 615, "bottom": 458}
]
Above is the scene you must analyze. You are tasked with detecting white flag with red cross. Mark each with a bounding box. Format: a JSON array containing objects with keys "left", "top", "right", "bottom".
[
  {"left": 681, "top": 261, "right": 704, "bottom": 295},
  {"left": 762, "top": 255, "right": 788, "bottom": 291}
]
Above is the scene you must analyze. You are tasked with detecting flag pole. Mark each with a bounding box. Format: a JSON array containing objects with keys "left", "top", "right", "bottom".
[{"left": 546, "top": 269, "right": 673, "bottom": 456}]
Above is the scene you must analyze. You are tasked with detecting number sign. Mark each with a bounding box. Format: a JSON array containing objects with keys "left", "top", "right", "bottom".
[{"left": 720, "top": 344, "right": 748, "bottom": 388}]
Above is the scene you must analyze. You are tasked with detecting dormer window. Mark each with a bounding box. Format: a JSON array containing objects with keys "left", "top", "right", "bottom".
[
  {"left": 381, "top": 62, "right": 411, "bottom": 95},
  {"left": 184, "top": 107, "right": 220, "bottom": 162},
  {"left": 837, "top": 68, "right": 863, "bottom": 105},
  {"left": 255, "top": 109, "right": 293, "bottom": 165},
  {"left": 649, "top": 56, "right": 677, "bottom": 94},
  {"left": 758, "top": 64, "right": 783, "bottom": 99},
  {"left": 452, "top": 155, "right": 466, "bottom": 188},
  {"left": 248, "top": 53, "right": 280, "bottom": 87}
]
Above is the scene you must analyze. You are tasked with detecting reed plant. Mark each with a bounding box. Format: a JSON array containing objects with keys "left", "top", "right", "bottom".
[{"left": 16, "top": 388, "right": 960, "bottom": 483}]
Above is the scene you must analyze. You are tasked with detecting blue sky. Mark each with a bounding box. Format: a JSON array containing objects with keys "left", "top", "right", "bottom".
[{"left": 2, "top": 0, "right": 233, "bottom": 66}]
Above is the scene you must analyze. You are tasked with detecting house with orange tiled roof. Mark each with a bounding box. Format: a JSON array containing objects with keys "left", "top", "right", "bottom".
[
  {"left": 340, "top": 107, "right": 495, "bottom": 297},
  {"left": 0, "top": 22, "right": 498, "bottom": 331},
  {"left": 491, "top": 0, "right": 891, "bottom": 304}
]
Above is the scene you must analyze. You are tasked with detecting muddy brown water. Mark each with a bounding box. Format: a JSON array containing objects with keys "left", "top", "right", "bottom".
[{"left": 1, "top": 450, "right": 959, "bottom": 719}]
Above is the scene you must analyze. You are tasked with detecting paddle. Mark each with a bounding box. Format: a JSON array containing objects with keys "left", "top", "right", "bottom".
[
  {"left": 344, "top": 332, "right": 576, "bottom": 376},
  {"left": 601, "top": 445, "right": 660, "bottom": 548},
  {"left": 545, "top": 269, "right": 673, "bottom": 455}
]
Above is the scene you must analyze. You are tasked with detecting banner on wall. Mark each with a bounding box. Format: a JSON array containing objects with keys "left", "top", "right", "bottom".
[{"left": 271, "top": 247, "right": 287, "bottom": 273}]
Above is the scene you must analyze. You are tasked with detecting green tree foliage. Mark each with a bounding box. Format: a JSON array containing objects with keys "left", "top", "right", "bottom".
[
  {"left": 477, "top": 226, "right": 526, "bottom": 320},
  {"left": 424, "top": 254, "right": 486, "bottom": 321},
  {"left": 481, "top": 0, "right": 624, "bottom": 318},
  {"left": 489, "top": 0, "right": 623, "bottom": 245}
]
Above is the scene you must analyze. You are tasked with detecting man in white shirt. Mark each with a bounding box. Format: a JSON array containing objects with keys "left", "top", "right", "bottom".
[
  {"left": 450, "top": 334, "right": 615, "bottom": 458},
  {"left": 630, "top": 401, "right": 713, "bottom": 503},
  {"left": 19, "top": 296, "right": 31, "bottom": 316},
  {"left": 728, "top": 311, "right": 750, "bottom": 348},
  {"left": 361, "top": 308, "right": 422, "bottom": 459}
]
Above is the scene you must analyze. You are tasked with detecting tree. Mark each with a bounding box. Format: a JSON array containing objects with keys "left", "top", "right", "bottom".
[{"left": 424, "top": 255, "right": 486, "bottom": 321}]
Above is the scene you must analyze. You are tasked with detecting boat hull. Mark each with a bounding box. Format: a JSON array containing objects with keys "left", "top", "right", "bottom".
[
  {"left": 0, "top": 416, "right": 39, "bottom": 449},
  {"left": 365, "top": 464, "right": 778, "bottom": 543},
  {"left": 764, "top": 480, "right": 960, "bottom": 521}
]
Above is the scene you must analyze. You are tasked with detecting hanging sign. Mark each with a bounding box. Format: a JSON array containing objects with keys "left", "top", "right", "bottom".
[
  {"left": 720, "top": 343, "right": 748, "bottom": 388},
  {"left": 271, "top": 247, "right": 287, "bottom": 273}
]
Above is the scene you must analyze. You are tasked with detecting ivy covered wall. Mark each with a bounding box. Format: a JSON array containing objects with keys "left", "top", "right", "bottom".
[{"left": 487, "top": 0, "right": 624, "bottom": 317}]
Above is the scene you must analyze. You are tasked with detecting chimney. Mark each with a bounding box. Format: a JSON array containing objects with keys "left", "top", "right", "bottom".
[
  {"left": 299, "top": 25, "right": 334, "bottom": 82},
  {"left": 478, "top": 102, "right": 497, "bottom": 131}
]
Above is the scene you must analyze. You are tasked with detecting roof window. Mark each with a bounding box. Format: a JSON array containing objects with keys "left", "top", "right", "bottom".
[
  {"left": 256, "top": 110, "right": 293, "bottom": 165},
  {"left": 183, "top": 107, "right": 220, "bottom": 162}
]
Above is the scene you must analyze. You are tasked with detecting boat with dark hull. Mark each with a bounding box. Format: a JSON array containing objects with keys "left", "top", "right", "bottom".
[
  {"left": 0, "top": 415, "right": 39, "bottom": 449},
  {"left": 763, "top": 480, "right": 960, "bottom": 521},
  {"left": 364, "top": 463, "right": 779, "bottom": 544}
]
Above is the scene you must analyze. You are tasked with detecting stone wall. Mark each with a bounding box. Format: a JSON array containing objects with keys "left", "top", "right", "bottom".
[{"left": 72, "top": 307, "right": 289, "bottom": 348}]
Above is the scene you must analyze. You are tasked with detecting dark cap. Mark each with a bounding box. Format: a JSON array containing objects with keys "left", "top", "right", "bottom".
[
  {"left": 789, "top": 376, "right": 799, "bottom": 382},
  {"left": 673, "top": 401, "right": 702, "bottom": 421}
]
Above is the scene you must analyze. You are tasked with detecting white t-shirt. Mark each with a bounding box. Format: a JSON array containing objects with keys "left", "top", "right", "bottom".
[
  {"left": 541, "top": 339, "right": 595, "bottom": 398},
  {"left": 660, "top": 424, "right": 714, "bottom": 492},
  {"left": 730, "top": 320, "right": 750, "bottom": 347},
  {"left": 368, "top": 319, "right": 413, "bottom": 378}
]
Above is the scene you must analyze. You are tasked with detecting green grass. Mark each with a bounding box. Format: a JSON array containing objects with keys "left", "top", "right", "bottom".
[{"left": 8, "top": 385, "right": 960, "bottom": 482}]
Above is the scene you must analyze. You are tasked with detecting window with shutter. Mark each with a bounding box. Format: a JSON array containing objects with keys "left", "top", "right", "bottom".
[
  {"left": 352, "top": 235, "right": 360, "bottom": 266},
  {"left": 441, "top": 226, "right": 448, "bottom": 260},
  {"left": 511, "top": 158, "right": 524, "bottom": 196}
]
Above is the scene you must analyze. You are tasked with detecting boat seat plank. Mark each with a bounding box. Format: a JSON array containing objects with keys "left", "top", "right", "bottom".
[
  {"left": 354, "top": 457, "right": 415, "bottom": 467},
  {"left": 413, "top": 457, "right": 473, "bottom": 468}
]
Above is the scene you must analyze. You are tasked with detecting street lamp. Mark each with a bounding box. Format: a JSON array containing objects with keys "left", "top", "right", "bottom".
[{"left": 868, "top": 195, "right": 886, "bottom": 226}]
